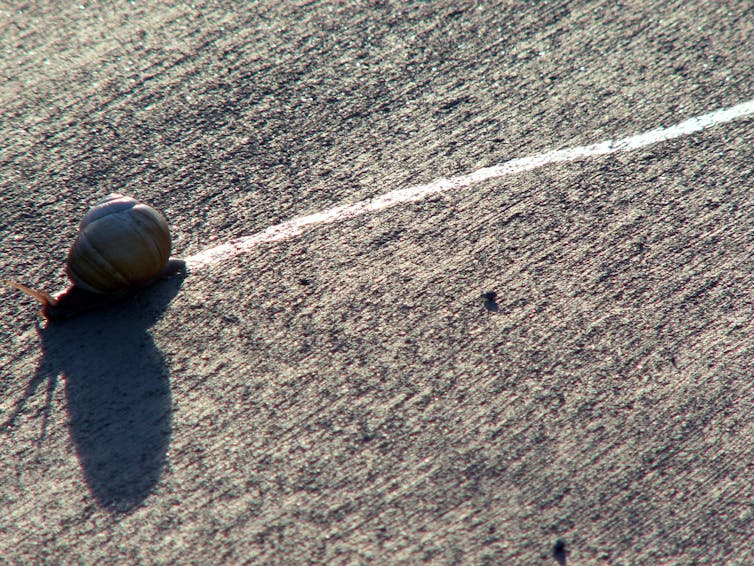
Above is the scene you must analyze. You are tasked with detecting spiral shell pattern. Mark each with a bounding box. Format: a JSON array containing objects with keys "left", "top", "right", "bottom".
[{"left": 66, "top": 194, "right": 172, "bottom": 294}]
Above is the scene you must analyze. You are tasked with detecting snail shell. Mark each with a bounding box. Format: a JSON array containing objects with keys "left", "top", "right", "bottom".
[
  {"left": 66, "top": 194, "right": 172, "bottom": 294},
  {"left": 3, "top": 193, "right": 176, "bottom": 321}
]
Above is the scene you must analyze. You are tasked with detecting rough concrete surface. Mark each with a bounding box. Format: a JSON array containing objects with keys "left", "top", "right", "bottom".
[{"left": 1, "top": 1, "right": 753, "bottom": 564}]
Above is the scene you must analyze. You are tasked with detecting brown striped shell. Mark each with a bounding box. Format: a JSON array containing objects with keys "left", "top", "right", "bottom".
[{"left": 66, "top": 194, "right": 172, "bottom": 294}]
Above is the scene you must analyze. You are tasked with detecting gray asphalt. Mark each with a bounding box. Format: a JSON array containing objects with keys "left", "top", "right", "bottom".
[{"left": 2, "top": 1, "right": 754, "bottom": 564}]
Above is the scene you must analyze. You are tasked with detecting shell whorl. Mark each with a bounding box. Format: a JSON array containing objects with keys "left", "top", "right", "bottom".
[{"left": 66, "top": 194, "right": 172, "bottom": 294}]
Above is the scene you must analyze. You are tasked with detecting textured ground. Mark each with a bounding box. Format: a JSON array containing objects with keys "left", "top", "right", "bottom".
[{"left": 1, "top": 1, "right": 753, "bottom": 564}]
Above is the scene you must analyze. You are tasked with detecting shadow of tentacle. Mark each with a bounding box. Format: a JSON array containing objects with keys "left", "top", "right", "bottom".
[{"left": 4, "top": 260, "right": 185, "bottom": 513}]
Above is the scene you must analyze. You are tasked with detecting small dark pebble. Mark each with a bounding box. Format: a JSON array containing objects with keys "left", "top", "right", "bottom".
[
  {"left": 298, "top": 278, "right": 312, "bottom": 286},
  {"left": 553, "top": 538, "right": 566, "bottom": 562},
  {"left": 482, "top": 291, "right": 499, "bottom": 312}
]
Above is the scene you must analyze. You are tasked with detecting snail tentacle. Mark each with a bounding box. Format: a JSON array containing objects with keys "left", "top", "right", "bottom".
[{"left": 1, "top": 280, "right": 59, "bottom": 307}]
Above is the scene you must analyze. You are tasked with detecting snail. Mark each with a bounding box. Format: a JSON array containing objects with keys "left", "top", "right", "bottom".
[{"left": 3, "top": 193, "right": 180, "bottom": 321}]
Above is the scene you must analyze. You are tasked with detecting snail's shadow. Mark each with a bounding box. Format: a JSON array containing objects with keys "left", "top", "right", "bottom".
[{"left": 4, "top": 261, "right": 185, "bottom": 513}]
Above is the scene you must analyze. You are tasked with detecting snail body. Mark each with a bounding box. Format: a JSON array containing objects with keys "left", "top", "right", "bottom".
[{"left": 4, "top": 193, "right": 174, "bottom": 321}]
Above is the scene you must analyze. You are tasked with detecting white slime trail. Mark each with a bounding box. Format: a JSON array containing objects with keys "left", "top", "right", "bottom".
[{"left": 184, "top": 98, "right": 754, "bottom": 270}]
